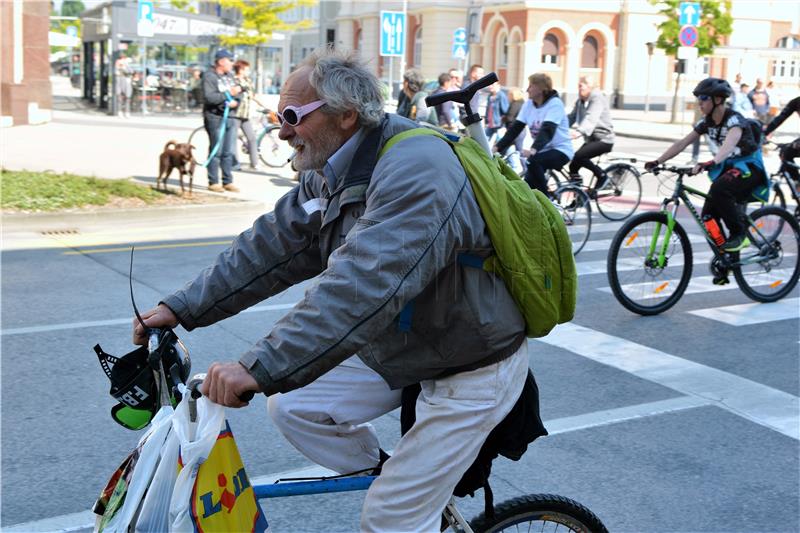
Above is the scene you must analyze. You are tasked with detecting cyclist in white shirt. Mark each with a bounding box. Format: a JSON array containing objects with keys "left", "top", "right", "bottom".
[{"left": 494, "top": 73, "right": 574, "bottom": 194}]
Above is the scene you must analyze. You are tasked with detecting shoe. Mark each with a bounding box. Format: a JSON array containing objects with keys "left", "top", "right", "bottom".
[
  {"left": 208, "top": 183, "right": 224, "bottom": 192},
  {"left": 722, "top": 234, "right": 750, "bottom": 252},
  {"left": 712, "top": 275, "right": 730, "bottom": 286},
  {"left": 246, "top": 164, "right": 262, "bottom": 172},
  {"left": 568, "top": 173, "right": 583, "bottom": 184},
  {"left": 223, "top": 183, "right": 240, "bottom": 192}
]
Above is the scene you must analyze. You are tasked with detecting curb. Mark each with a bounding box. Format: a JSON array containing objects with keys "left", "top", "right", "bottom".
[{"left": 1, "top": 198, "right": 267, "bottom": 228}]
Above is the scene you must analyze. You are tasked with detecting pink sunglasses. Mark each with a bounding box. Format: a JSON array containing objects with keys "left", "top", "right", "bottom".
[{"left": 277, "top": 100, "right": 327, "bottom": 126}]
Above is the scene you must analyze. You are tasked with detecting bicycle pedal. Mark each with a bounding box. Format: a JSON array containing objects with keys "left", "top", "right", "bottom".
[{"left": 712, "top": 276, "right": 730, "bottom": 286}]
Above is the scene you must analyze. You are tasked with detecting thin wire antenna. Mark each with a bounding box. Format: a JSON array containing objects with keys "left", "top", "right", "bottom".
[{"left": 129, "top": 246, "right": 149, "bottom": 334}]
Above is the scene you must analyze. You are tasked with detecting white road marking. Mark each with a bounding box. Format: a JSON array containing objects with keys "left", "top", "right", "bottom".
[
  {"left": 581, "top": 232, "right": 707, "bottom": 253},
  {"left": 598, "top": 272, "right": 799, "bottom": 298},
  {"left": 537, "top": 323, "right": 800, "bottom": 440},
  {"left": 688, "top": 298, "right": 800, "bottom": 326},
  {"left": 577, "top": 249, "right": 714, "bottom": 276}
]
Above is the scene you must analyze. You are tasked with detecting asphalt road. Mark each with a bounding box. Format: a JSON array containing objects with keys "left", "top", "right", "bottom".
[{"left": 2, "top": 136, "right": 798, "bottom": 532}]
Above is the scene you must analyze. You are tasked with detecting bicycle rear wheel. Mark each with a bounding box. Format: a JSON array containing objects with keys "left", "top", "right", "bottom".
[
  {"left": 554, "top": 184, "right": 591, "bottom": 255},
  {"left": 595, "top": 163, "right": 642, "bottom": 221},
  {"left": 258, "top": 125, "right": 293, "bottom": 168},
  {"left": 607, "top": 211, "right": 693, "bottom": 315},
  {"left": 469, "top": 493, "right": 609, "bottom": 533},
  {"left": 188, "top": 126, "right": 209, "bottom": 166},
  {"left": 733, "top": 205, "right": 800, "bottom": 302}
]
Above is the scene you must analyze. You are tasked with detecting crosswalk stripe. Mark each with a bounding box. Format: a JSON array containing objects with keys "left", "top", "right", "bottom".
[
  {"left": 577, "top": 250, "right": 715, "bottom": 276},
  {"left": 597, "top": 270, "right": 799, "bottom": 298},
  {"left": 580, "top": 232, "right": 708, "bottom": 253},
  {"left": 687, "top": 297, "right": 799, "bottom": 326},
  {"left": 538, "top": 322, "right": 800, "bottom": 440}
]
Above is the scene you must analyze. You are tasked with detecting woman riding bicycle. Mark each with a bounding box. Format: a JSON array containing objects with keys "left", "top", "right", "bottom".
[
  {"left": 494, "top": 73, "right": 574, "bottom": 195},
  {"left": 645, "top": 77, "right": 766, "bottom": 252}
]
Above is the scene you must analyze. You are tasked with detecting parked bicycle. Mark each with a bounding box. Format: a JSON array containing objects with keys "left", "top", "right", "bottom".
[
  {"left": 188, "top": 108, "right": 292, "bottom": 169},
  {"left": 763, "top": 140, "right": 800, "bottom": 220},
  {"left": 607, "top": 164, "right": 800, "bottom": 315}
]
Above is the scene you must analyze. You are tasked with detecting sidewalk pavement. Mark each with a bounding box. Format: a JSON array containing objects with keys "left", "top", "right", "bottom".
[{"left": 2, "top": 77, "right": 797, "bottom": 217}]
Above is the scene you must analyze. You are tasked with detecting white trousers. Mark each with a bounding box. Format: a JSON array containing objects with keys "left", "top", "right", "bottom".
[{"left": 267, "top": 343, "right": 529, "bottom": 532}]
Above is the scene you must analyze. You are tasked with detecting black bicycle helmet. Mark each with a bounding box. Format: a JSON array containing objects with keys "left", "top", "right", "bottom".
[
  {"left": 95, "top": 328, "right": 190, "bottom": 430},
  {"left": 692, "top": 77, "right": 733, "bottom": 98}
]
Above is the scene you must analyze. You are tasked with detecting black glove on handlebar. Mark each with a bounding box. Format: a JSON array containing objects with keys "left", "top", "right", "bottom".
[{"left": 644, "top": 160, "right": 659, "bottom": 172}]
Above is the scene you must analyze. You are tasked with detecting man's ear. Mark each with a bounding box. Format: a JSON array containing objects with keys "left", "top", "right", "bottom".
[{"left": 339, "top": 109, "right": 358, "bottom": 131}]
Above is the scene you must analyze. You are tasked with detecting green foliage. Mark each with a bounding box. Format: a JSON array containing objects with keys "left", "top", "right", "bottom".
[
  {"left": 218, "top": 0, "right": 316, "bottom": 47},
  {"left": 0, "top": 170, "right": 163, "bottom": 212},
  {"left": 649, "top": 0, "right": 733, "bottom": 56},
  {"left": 61, "top": 0, "right": 85, "bottom": 18},
  {"left": 169, "top": 0, "right": 197, "bottom": 13}
]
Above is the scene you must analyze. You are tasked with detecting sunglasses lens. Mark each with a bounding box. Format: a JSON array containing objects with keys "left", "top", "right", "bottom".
[
  {"left": 283, "top": 109, "right": 299, "bottom": 126},
  {"left": 698, "top": 95, "right": 710, "bottom": 101}
]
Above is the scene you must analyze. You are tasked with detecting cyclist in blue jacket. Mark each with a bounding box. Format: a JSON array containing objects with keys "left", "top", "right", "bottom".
[{"left": 646, "top": 78, "right": 766, "bottom": 252}]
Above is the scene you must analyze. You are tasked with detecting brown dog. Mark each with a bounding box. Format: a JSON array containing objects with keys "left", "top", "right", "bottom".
[{"left": 157, "top": 140, "right": 195, "bottom": 195}]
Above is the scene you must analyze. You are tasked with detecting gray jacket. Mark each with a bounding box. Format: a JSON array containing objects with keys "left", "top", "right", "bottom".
[
  {"left": 162, "top": 113, "right": 526, "bottom": 395},
  {"left": 568, "top": 88, "right": 615, "bottom": 144}
]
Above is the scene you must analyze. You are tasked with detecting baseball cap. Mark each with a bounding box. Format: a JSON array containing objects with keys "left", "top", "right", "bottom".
[{"left": 214, "top": 48, "right": 234, "bottom": 61}]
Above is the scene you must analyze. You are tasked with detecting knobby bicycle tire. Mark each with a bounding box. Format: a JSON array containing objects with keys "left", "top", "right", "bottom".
[
  {"left": 596, "top": 163, "right": 642, "bottom": 221},
  {"left": 469, "top": 493, "right": 609, "bottom": 533},
  {"left": 733, "top": 205, "right": 800, "bottom": 302},
  {"left": 607, "top": 211, "right": 693, "bottom": 315}
]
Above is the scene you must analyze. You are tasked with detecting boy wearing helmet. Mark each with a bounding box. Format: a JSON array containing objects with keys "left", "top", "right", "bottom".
[{"left": 646, "top": 77, "right": 766, "bottom": 253}]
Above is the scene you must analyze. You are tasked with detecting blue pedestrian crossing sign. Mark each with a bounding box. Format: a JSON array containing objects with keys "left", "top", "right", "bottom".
[
  {"left": 452, "top": 27, "right": 467, "bottom": 59},
  {"left": 380, "top": 11, "right": 405, "bottom": 57},
  {"left": 679, "top": 2, "right": 700, "bottom": 27}
]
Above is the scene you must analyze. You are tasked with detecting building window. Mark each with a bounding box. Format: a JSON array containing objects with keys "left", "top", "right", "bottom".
[
  {"left": 327, "top": 29, "right": 335, "bottom": 47},
  {"left": 356, "top": 28, "right": 362, "bottom": 51},
  {"left": 497, "top": 33, "right": 508, "bottom": 67},
  {"left": 776, "top": 36, "right": 800, "bottom": 48},
  {"left": 413, "top": 27, "right": 422, "bottom": 67},
  {"left": 581, "top": 35, "right": 599, "bottom": 68},
  {"left": 542, "top": 33, "right": 559, "bottom": 65}
]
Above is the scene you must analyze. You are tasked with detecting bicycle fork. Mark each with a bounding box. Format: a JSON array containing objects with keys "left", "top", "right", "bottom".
[{"left": 645, "top": 204, "right": 680, "bottom": 269}]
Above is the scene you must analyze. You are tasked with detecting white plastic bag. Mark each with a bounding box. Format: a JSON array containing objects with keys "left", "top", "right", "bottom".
[
  {"left": 96, "top": 406, "right": 174, "bottom": 533},
  {"left": 169, "top": 391, "right": 226, "bottom": 533},
  {"left": 133, "top": 428, "right": 180, "bottom": 533}
]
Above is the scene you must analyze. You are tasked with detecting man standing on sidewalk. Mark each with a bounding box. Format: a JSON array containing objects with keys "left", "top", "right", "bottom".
[{"left": 203, "top": 49, "right": 241, "bottom": 193}]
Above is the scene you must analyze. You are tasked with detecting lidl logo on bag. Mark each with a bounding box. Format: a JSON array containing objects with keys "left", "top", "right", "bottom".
[
  {"left": 199, "top": 468, "right": 250, "bottom": 517},
  {"left": 191, "top": 422, "right": 268, "bottom": 533}
]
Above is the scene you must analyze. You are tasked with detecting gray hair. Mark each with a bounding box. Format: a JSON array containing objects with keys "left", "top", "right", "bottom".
[
  {"left": 403, "top": 68, "right": 425, "bottom": 93},
  {"left": 300, "top": 47, "right": 385, "bottom": 128}
]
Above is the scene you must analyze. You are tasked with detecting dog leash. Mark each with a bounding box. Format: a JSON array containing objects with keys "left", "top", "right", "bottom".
[{"left": 199, "top": 90, "right": 234, "bottom": 168}]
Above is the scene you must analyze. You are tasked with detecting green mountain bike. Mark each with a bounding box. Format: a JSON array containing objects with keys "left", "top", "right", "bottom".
[{"left": 607, "top": 164, "right": 800, "bottom": 315}]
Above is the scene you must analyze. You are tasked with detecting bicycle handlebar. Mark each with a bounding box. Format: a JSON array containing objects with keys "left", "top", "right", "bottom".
[
  {"left": 648, "top": 164, "right": 697, "bottom": 176},
  {"left": 425, "top": 72, "right": 499, "bottom": 110}
]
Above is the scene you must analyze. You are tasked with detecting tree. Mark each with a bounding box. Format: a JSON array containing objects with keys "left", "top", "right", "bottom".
[
  {"left": 649, "top": 0, "right": 733, "bottom": 123},
  {"left": 217, "top": 0, "right": 315, "bottom": 47}
]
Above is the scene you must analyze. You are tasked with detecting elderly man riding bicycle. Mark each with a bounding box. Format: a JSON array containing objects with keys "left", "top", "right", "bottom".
[{"left": 133, "top": 46, "right": 538, "bottom": 532}]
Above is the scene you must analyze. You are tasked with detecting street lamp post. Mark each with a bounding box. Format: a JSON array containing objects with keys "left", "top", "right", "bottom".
[{"left": 645, "top": 41, "right": 655, "bottom": 113}]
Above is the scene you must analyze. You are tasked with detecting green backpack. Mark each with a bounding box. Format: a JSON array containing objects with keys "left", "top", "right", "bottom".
[{"left": 378, "top": 128, "right": 577, "bottom": 338}]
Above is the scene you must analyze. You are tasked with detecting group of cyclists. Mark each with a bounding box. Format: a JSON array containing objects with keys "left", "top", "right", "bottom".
[{"left": 436, "top": 68, "right": 799, "bottom": 254}]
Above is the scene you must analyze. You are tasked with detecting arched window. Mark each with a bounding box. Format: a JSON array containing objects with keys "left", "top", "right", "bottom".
[
  {"left": 498, "top": 33, "right": 508, "bottom": 67},
  {"left": 413, "top": 27, "right": 423, "bottom": 67},
  {"left": 355, "top": 28, "right": 363, "bottom": 52},
  {"left": 581, "top": 35, "right": 599, "bottom": 68},
  {"left": 772, "top": 35, "right": 800, "bottom": 79},
  {"left": 542, "top": 33, "right": 559, "bottom": 65}
]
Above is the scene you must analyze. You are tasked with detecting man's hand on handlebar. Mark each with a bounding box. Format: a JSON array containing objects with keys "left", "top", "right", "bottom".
[
  {"left": 132, "top": 304, "right": 179, "bottom": 345},
  {"left": 201, "top": 361, "right": 261, "bottom": 408}
]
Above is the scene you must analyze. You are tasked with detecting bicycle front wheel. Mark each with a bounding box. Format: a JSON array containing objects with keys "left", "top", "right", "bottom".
[
  {"left": 733, "top": 205, "right": 800, "bottom": 302},
  {"left": 258, "top": 125, "right": 293, "bottom": 168},
  {"left": 188, "top": 126, "right": 209, "bottom": 166},
  {"left": 595, "top": 163, "right": 642, "bottom": 221},
  {"left": 469, "top": 494, "right": 609, "bottom": 533},
  {"left": 554, "top": 184, "right": 592, "bottom": 255},
  {"left": 607, "top": 211, "right": 693, "bottom": 315}
]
